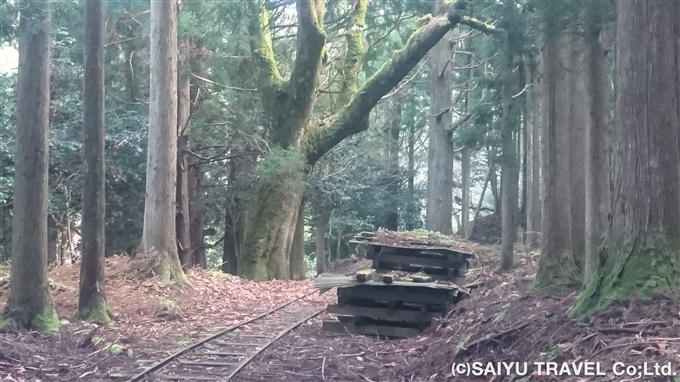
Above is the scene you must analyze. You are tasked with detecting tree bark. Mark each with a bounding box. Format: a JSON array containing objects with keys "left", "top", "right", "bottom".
[
  {"left": 405, "top": 123, "right": 417, "bottom": 230},
  {"left": 568, "top": 34, "right": 588, "bottom": 272},
  {"left": 384, "top": 100, "right": 401, "bottom": 231},
  {"left": 460, "top": 44, "right": 474, "bottom": 238},
  {"left": 572, "top": 0, "right": 680, "bottom": 314},
  {"left": 583, "top": 12, "right": 611, "bottom": 287},
  {"left": 222, "top": 151, "right": 252, "bottom": 274},
  {"left": 535, "top": 30, "right": 580, "bottom": 288},
  {"left": 426, "top": 0, "right": 455, "bottom": 235},
  {"left": 526, "top": 56, "right": 541, "bottom": 248},
  {"left": 189, "top": 163, "right": 206, "bottom": 269},
  {"left": 315, "top": 206, "right": 332, "bottom": 275},
  {"left": 77, "top": 0, "right": 114, "bottom": 324},
  {"left": 140, "top": 0, "right": 186, "bottom": 283},
  {"left": 498, "top": 43, "right": 518, "bottom": 271},
  {"left": 176, "top": 67, "right": 192, "bottom": 269},
  {"left": 47, "top": 216, "right": 58, "bottom": 265},
  {"left": 2, "top": 0, "right": 59, "bottom": 333},
  {"left": 289, "top": 198, "right": 306, "bottom": 279}
]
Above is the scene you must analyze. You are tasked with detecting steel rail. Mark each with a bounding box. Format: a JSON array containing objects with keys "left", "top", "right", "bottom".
[{"left": 126, "top": 290, "right": 321, "bottom": 382}]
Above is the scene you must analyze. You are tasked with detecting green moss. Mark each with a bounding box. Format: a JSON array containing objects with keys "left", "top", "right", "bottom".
[
  {"left": 32, "top": 306, "right": 60, "bottom": 337},
  {"left": 109, "top": 343, "right": 124, "bottom": 355},
  {"left": 92, "top": 336, "right": 104, "bottom": 346},
  {"left": 76, "top": 299, "right": 115, "bottom": 325},
  {"left": 0, "top": 315, "right": 10, "bottom": 329},
  {"left": 160, "top": 299, "right": 178, "bottom": 310},
  {"left": 210, "top": 270, "right": 230, "bottom": 280},
  {"left": 570, "top": 234, "right": 680, "bottom": 316},
  {"left": 0, "top": 276, "right": 9, "bottom": 287}
]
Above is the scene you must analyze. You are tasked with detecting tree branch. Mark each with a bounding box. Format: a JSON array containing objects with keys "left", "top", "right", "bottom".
[
  {"left": 336, "top": 0, "right": 368, "bottom": 107},
  {"left": 248, "top": 0, "right": 284, "bottom": 91},
  {"left": 460, "top": 16, "right": 498, "bottom": 34},
  {"left": 305, "top": 0, "right": 469, "bottom": 164}
]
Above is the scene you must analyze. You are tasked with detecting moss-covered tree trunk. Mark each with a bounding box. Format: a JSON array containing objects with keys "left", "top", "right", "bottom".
[
  {"left": 140, "top": 0, "right": 186, "bottom": 283},
  {"left": 77, "top": 0, "right": 114, "bottom": 324},
  {"left": 1, "top": 0, "right": 59, "bottom": 334},
  {"left": 571, "top": 0, "right": 680, "bottom": 315},
  {"left": 240, "top": 0, "right": 470, "bottom": 280}
]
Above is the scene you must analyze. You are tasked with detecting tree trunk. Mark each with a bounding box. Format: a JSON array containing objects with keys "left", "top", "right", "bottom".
[
  {"left": 568, "top": 35, "right": 588, "bottom": 272},
  {"left": 189, "top": 163, "right": 206, "bottom": 269},
  {"left": 289, "top": 198, "right": 306, "bottom": 280},
  {"left": 315, "top": 206, "right": 332, "bottom": 275},
  {"left": 2, "top": 0, "right": 59, "bottom": 333},
  {"left": 241, "top": 0, "right": 468, "bottom": 279},
  {"left": 535, "top": 30, "right": 580, "bottom": 288},
  {"left": 520, "top": 61, "right": 528, "bottom": 237},
  {"left": 426, "top": 0, "right": 455, "bottom": 235},
  {"left": 572, "top": 0, "right": 680, "bottom": 314},
  {"left": 384, "top": 100, "right": 401, "bottom": 231},
  {"left": 222, "top": 151, "right": 252, "bottom": 274},
  {"left": 77, "top": 0, "right": 114, "bottom": 324},
  {"left": 489, "top": 155, "right": 501, "bottom": 214},
  {"left": 176, "top": 135, "right": 191, "bottom": 268},
  {"left": 405, "top": 123, "right": 417, "bottom": 230},
  {"left": 460, "top": 46, "right": 474, "bottom": 238},
  {"left": 583, "top": 14, "right": 611, "bottom": 287},
  {"left": 140, "top": 0, "right": 186, "bottom": 283},
  {"left": 498, "top": 44, "right": 518, "bottom": 272},
  {"left": 47, "top": 217, "right": 58, "bottom": 265},
  {"left": 526, "top": 56, "right": 541, "bottom": 248},
  {"left": 176, "top": 68, "right": 192, "bottom": 269}
]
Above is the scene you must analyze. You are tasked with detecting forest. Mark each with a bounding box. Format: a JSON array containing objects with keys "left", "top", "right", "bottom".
[{"left": 0, "top": 0, "right": 679, "bottom": 380}]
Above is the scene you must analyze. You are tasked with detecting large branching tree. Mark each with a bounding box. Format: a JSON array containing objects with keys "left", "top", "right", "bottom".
[{"left": 238, "top": 0, "right": 480, "bottom": 280}]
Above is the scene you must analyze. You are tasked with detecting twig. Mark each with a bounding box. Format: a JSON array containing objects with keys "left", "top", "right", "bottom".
[
  {"left": 321, "top": 357, "right": 326, "bottom": 380},
  {"left": 588, "top": 341, "right": 655, "bottom": 361}
]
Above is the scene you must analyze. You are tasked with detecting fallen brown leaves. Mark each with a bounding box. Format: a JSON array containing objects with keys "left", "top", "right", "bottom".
[{"left": 0, "top": 255, "right": 335, "bottom": 381}]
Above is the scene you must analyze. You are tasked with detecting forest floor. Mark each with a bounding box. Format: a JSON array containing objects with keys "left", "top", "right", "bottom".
[{"left": 2, "top": 244, "right": 680, "bottom": 381}]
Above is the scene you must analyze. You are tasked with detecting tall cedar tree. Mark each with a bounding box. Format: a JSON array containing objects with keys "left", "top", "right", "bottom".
[
  {"left": 239, "top": 0, "right": 475, "bottom": 280},
  {"left": 77, "top": 0, "right": 114, "bottom": 323},
  {"left": 139, "top": 0, "right": 187, "bottom": 283},
  {"left": 1, "top": 0, "right": 59, "bottom": 333},
  {"left": 425, "top": 0, "right": 455, "bottom": 235},
  {"left": 571, "top": 0, "right": 680, "bottom": 314}
]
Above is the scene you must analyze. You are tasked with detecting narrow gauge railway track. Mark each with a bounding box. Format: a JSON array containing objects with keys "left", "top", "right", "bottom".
[{"left": 126, "top": 291, "right": 326, "bottom": 382}]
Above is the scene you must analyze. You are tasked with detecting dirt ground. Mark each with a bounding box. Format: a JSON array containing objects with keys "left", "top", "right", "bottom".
[{"left": 3, "top": 246, "right": 680, "bottom": 382}]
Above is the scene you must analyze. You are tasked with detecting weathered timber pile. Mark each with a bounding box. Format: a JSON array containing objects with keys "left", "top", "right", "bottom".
[{"left": 316, "top": 229, "right": 474, "bottom": 339}]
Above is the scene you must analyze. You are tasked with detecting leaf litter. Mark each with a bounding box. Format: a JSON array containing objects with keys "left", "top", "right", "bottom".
[
  {"left": 0, "top": 255, "right": 333, "bottom": 381},
  {"left": 3, "top": 245, "right": 680, "bottom": 381}
]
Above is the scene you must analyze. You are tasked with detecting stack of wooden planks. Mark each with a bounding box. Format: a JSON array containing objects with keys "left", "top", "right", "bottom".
[{"left": 316, "top": 230, "right": 474, "bottom": 339}]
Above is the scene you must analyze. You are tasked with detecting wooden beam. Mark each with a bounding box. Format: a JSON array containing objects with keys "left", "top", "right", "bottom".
[
  {"left": 337, "top": 285, "right": 455, "bottom": 304},
  {"left": 327, "top": 304, "right": 440, "bottom": 322},
  {"left": 322, "top": 320, "right": 421, "bottom": 338}
]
